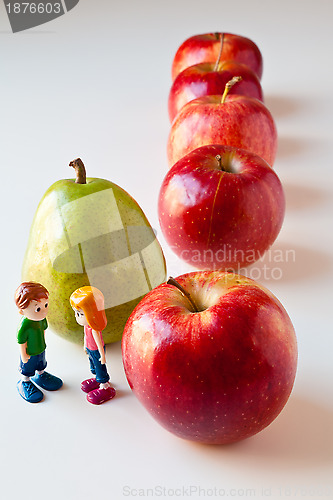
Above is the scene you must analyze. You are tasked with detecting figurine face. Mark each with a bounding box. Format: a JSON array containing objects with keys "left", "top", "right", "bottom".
[
  {"left": 21, "top": 297, "right": 49, "bottom": 321},
  {"left": 73, "top": 308, "right": 89, "bottom": 327}
]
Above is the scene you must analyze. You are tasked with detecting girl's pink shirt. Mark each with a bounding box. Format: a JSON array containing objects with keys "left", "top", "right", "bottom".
[{"left": 84, "top": 325, "right": 105, "bottom": 351}]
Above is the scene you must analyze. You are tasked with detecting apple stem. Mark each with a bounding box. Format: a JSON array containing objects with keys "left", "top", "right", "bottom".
[
  {"left": 215, "top": 155, "right": 224, "bottom": 171},
  {"left": 216, "top": 154, "right": 234, "bottom": 173},
  {"left": 213, "top": 33, "right": 224, "bottom": 72},
  {"left": 221, "top": 76, "right": 242, "bottom": 104},
  {"left": 167, "top": 277, "right": 200, "bottom": 313},
  {"left": 69, "top": 158, "right": 87, "bottom": 184}
]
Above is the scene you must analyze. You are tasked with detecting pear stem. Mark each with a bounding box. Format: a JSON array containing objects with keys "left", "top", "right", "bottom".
[
  {"left": 69, "top": 158, "right": 87, "bottom": 184},
  {"left": 221, "top": 76, "right": 242, "bottom": 104},
  {"left": 213, "top": 33, "right": 224, "bottom": 72},
  {"left": 167, "top": 277, "right": 199, "bottom": 313}
]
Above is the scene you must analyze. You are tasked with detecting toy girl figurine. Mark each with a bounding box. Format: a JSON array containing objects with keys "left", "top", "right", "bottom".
[
  {"left": 70, "top": 286, "right": 116, "bottom": 405},
  {"left": 15, "top": 281, "right": 63, "bottom": 403}
]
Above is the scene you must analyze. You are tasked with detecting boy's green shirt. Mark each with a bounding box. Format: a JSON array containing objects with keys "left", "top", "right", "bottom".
[{"left": 17, "top": 317, "right": 47, "bottom": 356}]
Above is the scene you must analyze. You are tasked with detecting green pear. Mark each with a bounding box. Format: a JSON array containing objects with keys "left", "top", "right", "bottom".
[{"left": 22, "top": 159, "right": 167, "bottom": 344}]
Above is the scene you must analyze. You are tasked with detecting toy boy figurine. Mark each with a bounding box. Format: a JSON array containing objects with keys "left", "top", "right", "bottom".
[
  {"left": 70, "top": 286, "right": 116, "bottom": 405},
  {"left": 15, "top": 281, "right": 63, "bottom": 403}
]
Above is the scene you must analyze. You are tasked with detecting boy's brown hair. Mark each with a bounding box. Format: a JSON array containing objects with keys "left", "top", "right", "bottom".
[{"left": 15, "top": 282, "right": 49, "bottom": 310}]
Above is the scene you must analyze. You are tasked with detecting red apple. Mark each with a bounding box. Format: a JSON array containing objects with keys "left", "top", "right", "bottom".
[
  {"left": 171, "top": 32, "right": 263, "bottom": 81},
  {"left": 159, "top": 144, "right": 285, "bottom": 271},
  {"left": 167, "top": 78, "right": 277, "bottom": 167},
  {"left": 168, "top": 60, "right": 263, "bottom": 123},
  {"left": 122, "top": 271, "right": 297, "bottom": 444}
]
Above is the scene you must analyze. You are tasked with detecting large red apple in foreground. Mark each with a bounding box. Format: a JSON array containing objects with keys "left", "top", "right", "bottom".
[
  {"left": 171, "top": 32, "right": 263, "bottom": 81},
  {"left": 167, "top": 78, "right": 277, "bottom": 167},
  {"left": 159, "top": 144, "right": 285, "bottom": 271},
  {"left": 168, "top": 60, "right": 263, "bottom": 122},
  {"left": 122, "top": 271, "right": 297, "bottom": 444}
]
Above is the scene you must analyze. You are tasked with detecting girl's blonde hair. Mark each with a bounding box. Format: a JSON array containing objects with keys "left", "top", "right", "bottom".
[{"left": 70, "top": 286, "right": 107, "bottom": 331}]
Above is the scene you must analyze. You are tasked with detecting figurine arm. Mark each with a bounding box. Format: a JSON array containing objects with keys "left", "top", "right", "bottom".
[
  {"left": 83, "top": 328, "right": 87, "bottom": 351},
  {"left": 19, "top": 342, "right": 30, "bottom": 364},
  {"left": 92, "top": 329, "right": 106, "bottom": 365}
]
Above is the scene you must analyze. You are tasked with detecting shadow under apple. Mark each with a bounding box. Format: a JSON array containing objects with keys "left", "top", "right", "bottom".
[
  {"left": 283, "top": 181, "right": 331, "bottom": 210},
  {"left": 276, "top": 135, "right": 307, "bottom": 160},
  {"left": 264, "top": 95, "right": 303, "bottom": 118},
  {"left": 235, "top": 395, "right": 333, "bottom": 467},
  {"left": 191, "top": 396, "right": 333, "bottom": 470},
  {"left": 243, "top": 242, "right": 332, "bottom": 284}
]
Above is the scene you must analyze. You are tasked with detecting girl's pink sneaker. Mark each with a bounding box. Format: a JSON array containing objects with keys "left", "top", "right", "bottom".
[
  {"left": 81, "top": 377, "right": 100, "bottom": 393},
  {"left": 86, "top": 386, "right": 116, "bottom": 405}
]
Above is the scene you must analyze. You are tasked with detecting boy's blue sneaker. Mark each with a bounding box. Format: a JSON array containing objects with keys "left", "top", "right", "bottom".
[
  {"left": 17, "top": 380, "right": 43, "bottom": 403},
  {"left": 31, "top": 371, "right": 63, "bottom": 391}
]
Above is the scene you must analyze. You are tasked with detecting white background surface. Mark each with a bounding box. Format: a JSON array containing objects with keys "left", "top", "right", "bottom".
[{"left": 1, "top": 1, "right": 333, "bottom": 499}]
